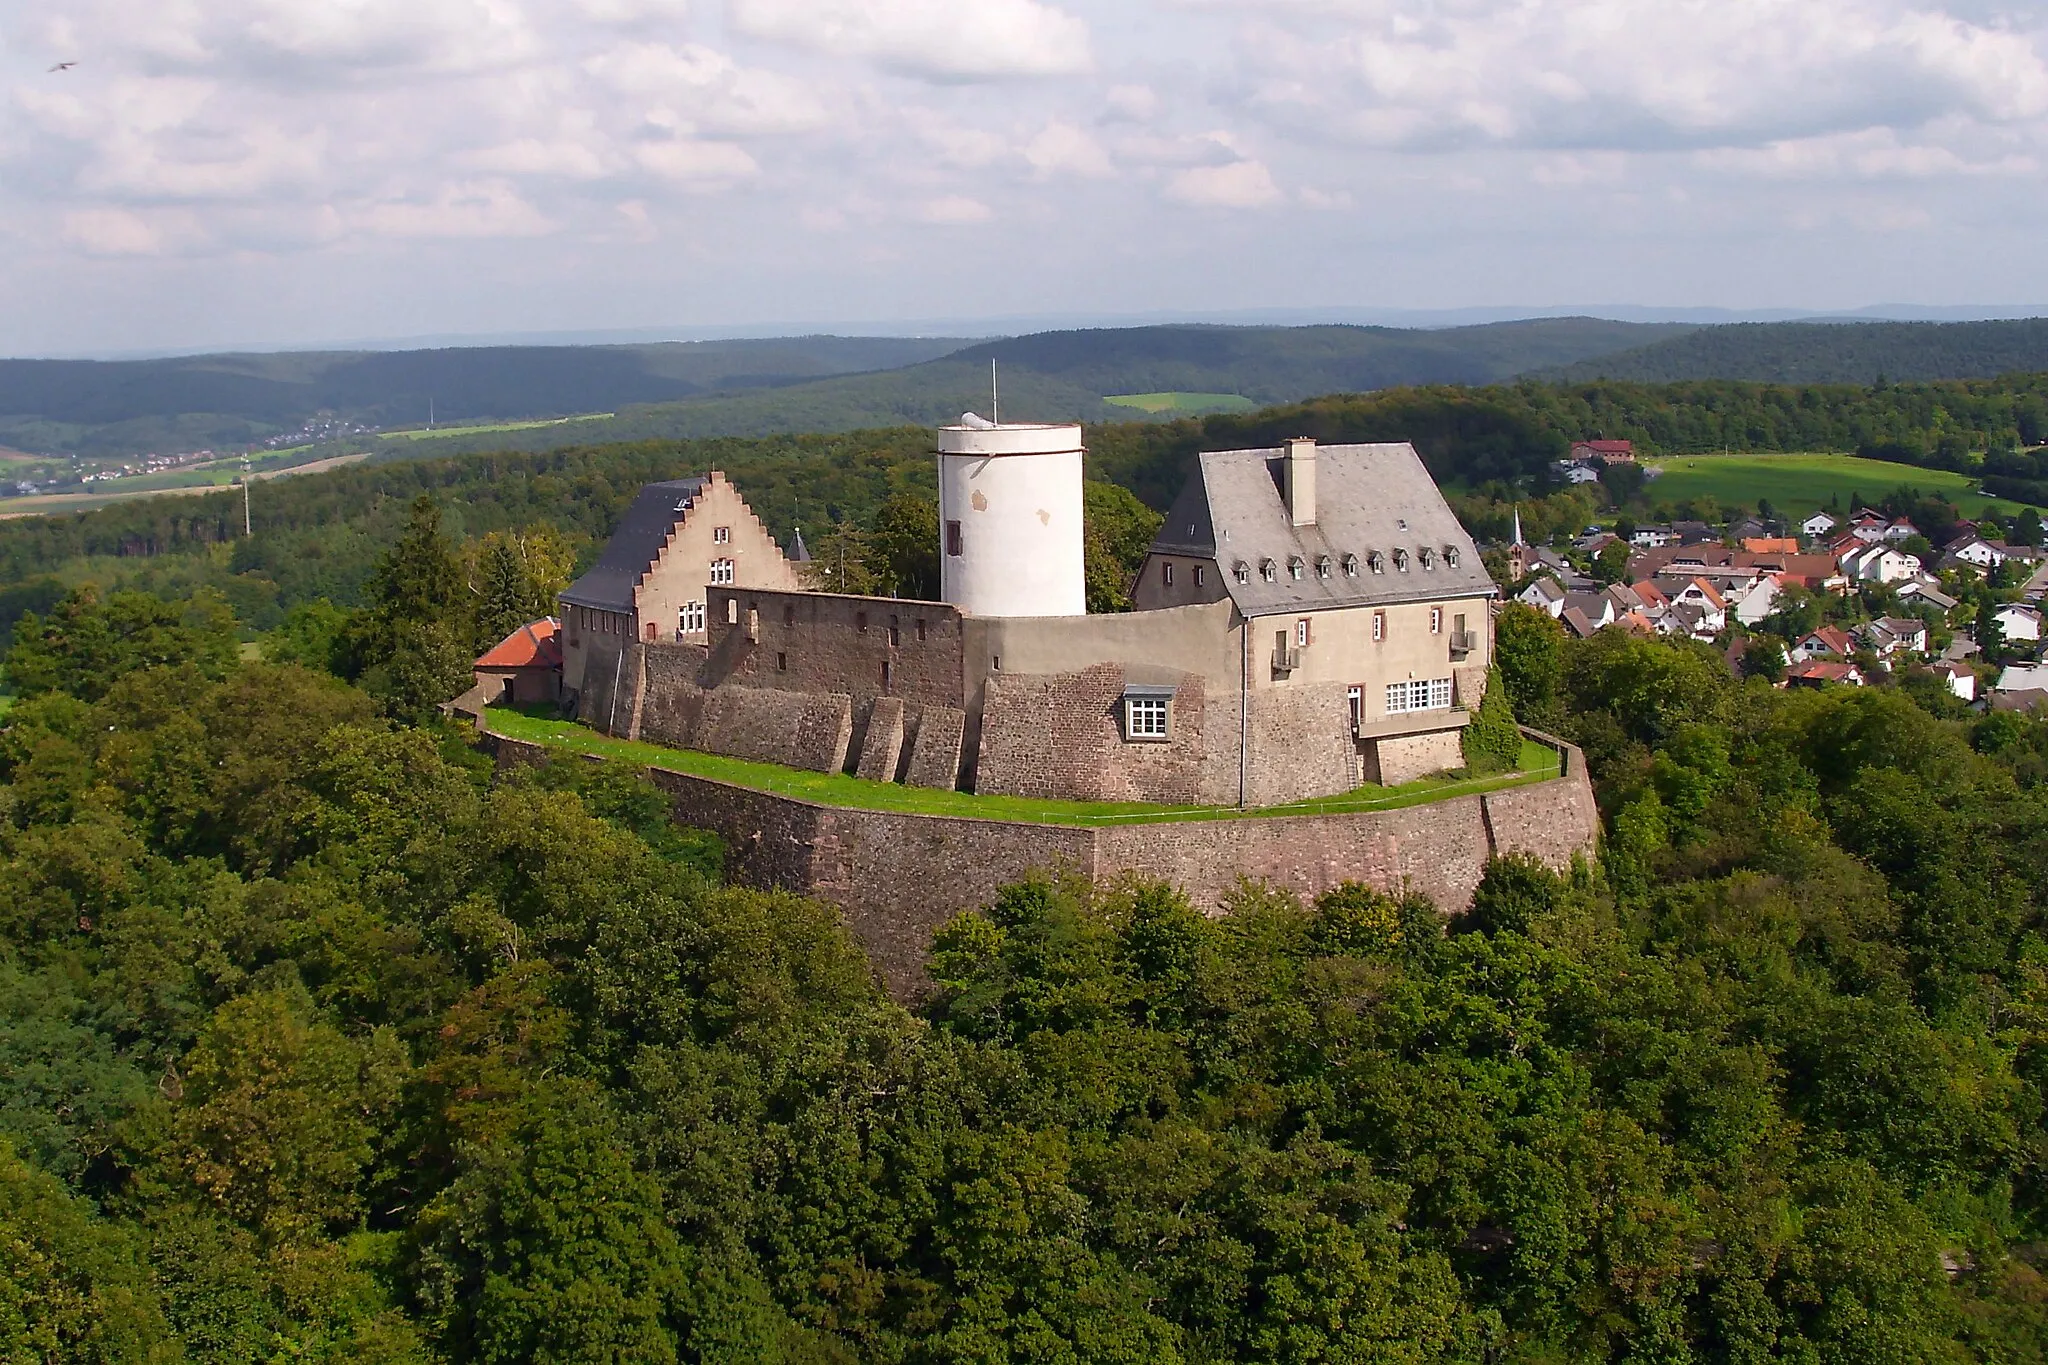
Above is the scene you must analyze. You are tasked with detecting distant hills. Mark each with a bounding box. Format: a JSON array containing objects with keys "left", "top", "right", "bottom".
[
  {"left": 1540, "top": 318, "right": 2048, "bottom": 384},
  {"left": 8, "top": 315, "right": 2048, "bottom": 462}
]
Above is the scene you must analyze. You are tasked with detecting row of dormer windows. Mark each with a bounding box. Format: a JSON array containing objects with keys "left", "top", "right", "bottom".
[{"left": 1227, "top": 544, "right": 1461, "bottom": 585}]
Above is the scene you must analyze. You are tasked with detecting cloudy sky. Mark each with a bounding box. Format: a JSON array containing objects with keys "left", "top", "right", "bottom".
[{"left": 3, "top": 0, "right": 2046, "bottom": 355}]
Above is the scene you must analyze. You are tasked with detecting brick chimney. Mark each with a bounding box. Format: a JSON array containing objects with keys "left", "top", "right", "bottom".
[{"left": 1283, "top": 436, "right": 1316, "bottom": 526}]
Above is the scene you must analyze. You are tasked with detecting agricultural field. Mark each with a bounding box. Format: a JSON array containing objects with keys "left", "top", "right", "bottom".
[
  {"left": 383, "top": 412, "right": 614, "bottom": 441},
  {"left": 1103, "top": 391, "right": 1258, "bottom": 416},
  {"left": 1644, "top": 451, "right": 2031, "bottom": 520}
]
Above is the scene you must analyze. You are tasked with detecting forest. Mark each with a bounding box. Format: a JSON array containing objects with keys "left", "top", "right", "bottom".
[
  {"left": 1541, "top": 319, "right": 2048, "bottom": 386},
  {"left": 7, "top": 476, "right": 2048, "bottom": 1358}
]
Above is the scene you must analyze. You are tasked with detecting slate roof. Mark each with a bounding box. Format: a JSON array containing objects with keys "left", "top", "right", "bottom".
[
  {"left": 1149, "top": 442, "right": 1493, "bottom": 616},
  {"left": 475, "top": 618, "right": 562, "bottom": 670},
  {"left": 787, "top": 526, "right": 812, "bottom": 563},
  {"left": 559, "top": 477, "right": 706, "bottom": 611}
]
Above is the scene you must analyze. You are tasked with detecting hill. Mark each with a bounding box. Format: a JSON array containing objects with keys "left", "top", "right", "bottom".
[
  {"left": 351, "top": 319, "right": 1696, "bottom": 460},
  {"left": 1542, "top": 317, "right": 2048, "bottom": 384}
]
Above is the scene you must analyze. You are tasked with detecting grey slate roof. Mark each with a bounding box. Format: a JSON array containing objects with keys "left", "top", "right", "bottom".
[
  {"left": 1150, "top": 443, "right": 1493, "bottom": 616},
  {"left": 787, "top": 526, "right": 811, "bottom": 564},
  {"left": 560, "top": 477, "right": 706, "bottom": 612}
]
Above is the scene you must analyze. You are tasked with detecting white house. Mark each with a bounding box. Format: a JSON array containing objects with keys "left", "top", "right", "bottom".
[
  {"left": 1895, "top": 580, "right": 1960, "bottom": 617},
  {"left": 1994, "top": 603, "right": 2044, "bottom": 643},
  {"left": 1882, "top": 519, "right": 1921, "bottom": 544},
  {"left": 1730, "top": 574, "right": 1784, "bottom": 626},
  {"left": 1946, "top": 535, "right": 2010, "bottom": 570},
  {"left": 1995, "top": 661, "right": 2048, "bottom": 697},
  {"left": 1629, "top": 525, "right": 1677, "bottom": 549},
  {"left": 1930, "top": 661, "right": 1977, "bottom": 703},
  {"left": 1518, "top": 576, "right": 1567, "bottom": 616},
  {"left": 1802, "top": 512, "right": 1838, "bottom": 538},
  {"left": 1840, "top": 543, "right": 1923, "bottom": 584},
  {"left": 1860, "top": 617, "right": 1929, "bottom": 658}
]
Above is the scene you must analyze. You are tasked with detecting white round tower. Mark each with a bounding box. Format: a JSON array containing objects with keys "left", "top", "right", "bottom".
[{"left": 937, "top": 418, "right": 1087, "bottom": 617}]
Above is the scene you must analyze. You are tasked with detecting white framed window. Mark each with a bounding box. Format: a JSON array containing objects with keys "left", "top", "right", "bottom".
[
  {"left": 1295, "top": 618, "right": 1311, "bottom": 647},
  {"left": 1195, "top": 564, "right": 1207, "bottom": 587},
  {"left": 1372, "top": 611, "right": 1385, "bottom": 642},
  {"left": 713, "top": 525, "right": 731, "bottom": 544},
  {"left": 1234, "top": 561, "right": 1250, "bottom": 584},
  {"left": 1163, "top": 561, "right": 1175, "bottom": 586},
  {"left": 1430, "top": 606, "right": 1443, "bottom": 634},
  {"left": 1260, "top": 559, "right": 1277, "bottom": 583},
  {"left": 1348, "top": 685, "right": 1363, "bottom": 731},
  {"left": 710, "top": 558, "right": 735, "bottom": 585},
  {"left": 1385, "top": 678, "right": 1454, "bottom": 714},
  {"left": 1125, "top": 696, "right": 1169, "bottom": 739},
  {"left": 1288, "top": 556, "right": 1305, "bottom": 581},
  {"left": 680, "top": 600, "right": 705, "bottom": 634}
]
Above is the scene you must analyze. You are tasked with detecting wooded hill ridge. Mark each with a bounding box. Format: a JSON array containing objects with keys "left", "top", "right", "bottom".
[{"left": 20, "top": 314, "right": 2048, "bottom": 461}]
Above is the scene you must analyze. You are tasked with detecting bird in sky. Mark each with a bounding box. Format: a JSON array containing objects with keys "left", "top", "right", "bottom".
[{"left": 48, "top": 61, "right": 77, "bottom": 72}]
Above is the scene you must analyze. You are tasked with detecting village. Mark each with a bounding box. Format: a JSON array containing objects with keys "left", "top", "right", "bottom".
[{"left": 1503, "top": 438, "right": 2048, "bottom": 709}]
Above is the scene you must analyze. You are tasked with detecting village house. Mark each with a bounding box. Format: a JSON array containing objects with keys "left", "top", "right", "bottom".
[
  {"left": 1895, "top": 580, "right": 1960, "bottom": 617},
  {"left": 1994, "top": 603, "right": 2044, "bottom": 644},
  {"left": 1993, "top": 661, "right": 2048, "bottom": 707},
  {"left": 1928, "top": 660, "right": 1977, "bottom": 702},
  {"left": 1729, "top": 573, "right": 1785, "bottom": 626},
  {"left": 1571, "top": 439, "right": 1636, "bottom": 464},
  {"left": 1840, "top": 542, "right": 1923, "bottom": 585},
  {"left": 1801, "top": 511, "right": 1839, "bottom": 539},
  {"left": 1793, "top": 625, "right": 1857, "bottom": 662},
  {"left": 1859, "top": 616, "right": 1930, "bottom": 658},
  {"left": 473, "top": 618, "right": 563, "bottom": 705},
  {"left": 1787, "top": 660, "right": 1866, "bottom": 688}
]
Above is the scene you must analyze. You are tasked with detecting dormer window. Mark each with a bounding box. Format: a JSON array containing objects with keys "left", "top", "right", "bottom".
[
  {"left": 1316, "top": 555, "right": 1333, "bottom": 579},
  {"left": 1393, "top": 548, "right": 1409, "bottom": 571},
  {"left": 1260, "top": 559, "right": 1277, "bottom": 583},
  {"left": 1418, "top": 546, "right": 1435, "bottom": 570},
  {"left": 1445, "top": 546, "right": 1461, "bottom": 568},
  {"left": 1234, "top": 560, "right": 1251, "bottom": 584},
  {"left": 1342, "top": 554, "right": 1359, "bottom": 577},
  {"left": 1288, "top": 555, "right": 1305, "bottom": 581},
  {"left": 1367, "top": 551, "right": 1384, "bottom": 574}
]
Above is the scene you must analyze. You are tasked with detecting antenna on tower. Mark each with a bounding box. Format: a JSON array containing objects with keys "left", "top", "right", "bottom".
[{"left": 991, "top": 358, "right": 999, "bottom": 427}]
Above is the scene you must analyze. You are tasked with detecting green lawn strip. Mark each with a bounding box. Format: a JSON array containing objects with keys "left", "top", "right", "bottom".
[
  {"left": 1104, "top": 392, "right": 1258, "bottom": 415},
  {"left": 485, "top": 711, "right": 1560, "bottom": 827},
  {"left": 1644, "top": 451, "right": 2026, "bottom": 519},
  {"left": 385, "top": 414, "right": 615, "bottom": 441}
]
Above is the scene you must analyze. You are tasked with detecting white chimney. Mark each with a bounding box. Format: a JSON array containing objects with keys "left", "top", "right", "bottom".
[{"left": 1284, "top": 436, "right": 1317, "bottom": 526}]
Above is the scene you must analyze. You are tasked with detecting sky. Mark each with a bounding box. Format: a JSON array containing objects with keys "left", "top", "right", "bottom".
[{"left": 2, "top": 0, "right": 2047, "bottom": 356}]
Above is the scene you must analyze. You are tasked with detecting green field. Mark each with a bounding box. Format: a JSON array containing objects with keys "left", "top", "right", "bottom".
[
  {"left": 1645, "top": 452, "right": 2030, "bottom": 519},
  {"left": 1104, "top": 392, "right": 1258, "bottom": 416},
  {"left": 385, "top": 413, "right": 614, "bottom": 441},
  {"left": 485, "top": 708, "right": 1560, "bottom": 826}
]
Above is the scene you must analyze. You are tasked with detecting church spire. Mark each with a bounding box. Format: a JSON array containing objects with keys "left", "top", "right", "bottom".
[{"left": 1512, "top": 505, "right": 1524, "bottom": 548}]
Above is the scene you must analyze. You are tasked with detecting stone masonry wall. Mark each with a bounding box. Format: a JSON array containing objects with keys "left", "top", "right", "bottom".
[
  {"left": 975, "top": 663, "right": 1209, "bottom": 804},
  {"left": 1241, "top": 682, "right": 1357, "bottom": 806},
  {"left": 704, "top": 586, "right": 966, "bottom": 711},
  {"left": 1372, "top": 729, "right": 1468, "bottom": 786},
  {"left": 904, "top": 706, "right": 967, "bottom": 789}
]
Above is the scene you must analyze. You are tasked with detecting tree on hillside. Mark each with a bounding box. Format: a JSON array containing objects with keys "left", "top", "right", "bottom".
[
  {"left": 1461, "top": 667, "right": 1522, "bottom": 774},
  {"left": 469, "top": 527, "right": 574, "bottom": 648},
  {"left": 1600, "top": 461, "right": 1647, "bottom": 506},
  {"left": 1083, "top": 481, "right": 1164, "bottom": 613},
  {"left": 1495, "top": 603, "right": 1566, "bottom": 725},
  {"left": 867, "top": 494, "right": 940, "bottom": 600},
  {"left": 1592, "top": 540, "right": 1632, "bottom": 585},
  {"left": 3, "top": 585, "right": 239, "bottom": 701},
  {"left": 346, "top": 495, "right": 473, "bottom": 717}
]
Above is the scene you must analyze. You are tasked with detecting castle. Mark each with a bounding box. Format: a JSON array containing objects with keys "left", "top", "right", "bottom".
[{"left": 558, "top": 419, "right": 1499, "bottom": 806}]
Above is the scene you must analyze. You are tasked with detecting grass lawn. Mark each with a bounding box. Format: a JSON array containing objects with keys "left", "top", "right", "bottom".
[
  {"left": 485, "top": 709, "right": 1562, "bottom": 828},
  {"left": 1646, "top": 452, "right": 2028, "bottom": 520},
  {"left": 1104, "top": 392, "right": 1259, "bottom": 416},
  {"left": 385, "top": 414, "right": 615, "bottom": 441}
]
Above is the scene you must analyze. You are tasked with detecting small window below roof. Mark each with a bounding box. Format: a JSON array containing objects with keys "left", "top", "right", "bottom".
[
  {"left": 1393, "top": 548, "right": 1410, "bottom": 571},
  {"left": 1288, "top": 555, "right": 1305, "bottom": 581},
  {"left": 1234, "top": 560, "right": 1250, "bottom": 584},
  {"left": 1367, "top": 551, "right": 1384, "bottom": 574},
  {"left": 1418, "top": 546, "right": 1435, "bottom": 570},
  {"left": 1343, "top": 553, "right": 1359, "bottom": 577},
  {"left": 1260, "top": 558, "right": 1277, "bottom": 583},
  {"left": 1316, "top": 555, "right": 1332, "bottom": 579},
  {"left": 1445, "top": 546, "right": 1461, "bottom": 568}
]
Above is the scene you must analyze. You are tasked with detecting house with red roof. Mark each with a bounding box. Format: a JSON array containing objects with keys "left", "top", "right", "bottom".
[
  {"left": 1570, "top": 439, "right": 1636, "bottom": 464},
  {"left": 1786, "top": 660, "right": 1866, "bottom": 688},
  {"left": 474, "top": 617, "right": 563, "bottom": 705},
  {"left": 1792, "top": 625, "right": 1856, "bottom": 662}
]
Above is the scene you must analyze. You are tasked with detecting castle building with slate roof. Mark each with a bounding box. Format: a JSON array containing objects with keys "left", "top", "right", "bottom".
[{"left": 563, "top": 432, "right": 1497, "bottom": 806}]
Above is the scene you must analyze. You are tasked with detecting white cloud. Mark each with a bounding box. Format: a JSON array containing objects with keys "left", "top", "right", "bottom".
[
  {"left": 61, "top": 206, "right": 187, "bottom": 255},
  {"left": 918, "top": 194, "right": 996, "bottom": 223},
  {"left": 1167, "top": 157, "right": 1281, "bottom": 207},
  {"left": 728, "top": 0, "right": 1094, "bottom": 79},
  {"left": 355, "top": 179, "right": 555, "bottom": 237},
  {"left": 634, "top": 137, "right": 760, "bottom": 184},
  {"left": 583, "top": 42, "right": 829, "bottom": 136},
  {"left": 1024, "top": 119, "right": 1114, "bottom": 177}
]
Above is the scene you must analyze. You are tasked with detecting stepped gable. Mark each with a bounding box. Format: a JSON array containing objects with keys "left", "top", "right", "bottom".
[{"left": 561, "top": 477, "right": 705, "bottom": 612}]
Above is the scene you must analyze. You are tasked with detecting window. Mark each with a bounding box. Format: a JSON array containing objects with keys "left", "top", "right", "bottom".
[
  {"left": 1392, "top": 548, "right": 1409, "bottom": 571},
  {"left": 713, "top": 525, "right": 730, "bottom": 544},
  {"left": 1163, "top": 561, "right": 1176, "bottom": 587},
  {"left": 710, "top": 558, "right": 735, "bottom": 585},
  {"left": 1295, "top": 618, "right": 1311, "bottom": 647},
  {"left": 917, "top": 618, "right": 928, "bottom": 641},
  {"left": 1194, "top": 564, "right": 1207, "bottom": 587},
  {"left": 1343, "top": 554, "right": 1359, "bottom": 577},
  {"left": 889, "top": 617, "right": 901, "bottom": 647},
  {"left": 881, "top": 660, "right": 892, "bottom": 688},
  {"left": 681, "top": 600, "right": 705, "bottom": 634},
  {"left": 1368, "top": 551, "right": 1384, "bottom": 574},
  {"left": 777, "top": 652, "right": 788, "bottom": 671},
  {"left": 1317, "top": 556, "right": 1332, "bottom": 579},
  {"left": 1348, "top": 685, "right": 1363, "bottom": 731},
  {"left": 1288, "top": 556, "right": 1305, "bottom": 581},
  {"left": 1125, "top": 696, "right": 1169, "bottom": 740},
  {"left": 784, "top": 603, "right": 796, "bottom": 627},
  {"left": 1385, "top": 678, "right": 1454, "bottom": 714},
  {"left": 856, "top": 611, "right": 868, "bottom": 633},
  {"left": 1372, "top": 611, "right": 1385, "bottom": 642},
  {"left": 727, "top": 598, "right": 738, "bottom": 625},
  {"left": 1260, "top": 559, "right": 1277, "bottom": 583},
  {"left": 1234, "top": 561, "right": 1250, "bottom": 584},
  {"left": 645, "top": 622, "right": 657, "bottom": 642},
  {"left": 1445, "top": 546, "right": 1461, "bottom": 568},
  {"left": 946, "top": 521, "right": 963, "bottom": 556},
  {"left": 1430, "top": 607, "right": 1443, "bottom": 634},
  {"left": 1419, "top": 546, "right": 1435, "bottom": 570}
]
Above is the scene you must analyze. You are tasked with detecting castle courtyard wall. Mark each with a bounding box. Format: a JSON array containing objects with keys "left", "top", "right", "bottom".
[{"left": 483, "top": 726, "right": 1599, "bottom": 999}]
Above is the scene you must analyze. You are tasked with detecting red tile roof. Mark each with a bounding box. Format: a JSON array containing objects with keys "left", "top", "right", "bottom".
[{"left": 476, "top": 617, "right": 562, "bottom": 670}]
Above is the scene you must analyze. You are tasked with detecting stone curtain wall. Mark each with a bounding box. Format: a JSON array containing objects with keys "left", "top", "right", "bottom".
[
  {"left": 483, "top": 722, "right": 1601, "bottom": 999},
  {"left": 1371, "top": 730, "right": 1467, "bottom": 786},
  {"left": 1241, "top": 682, "right": 1357, "bottom": 806},
  {"left": 704, "top": 587, "right": 966, "bottom": 710},
  {"left": 975, "top": 663, "right": 1210, "bottom": 805}
]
